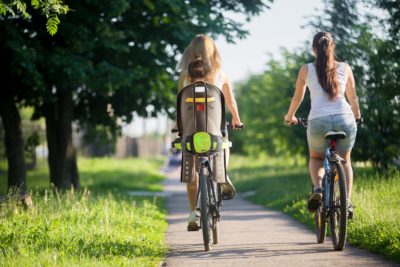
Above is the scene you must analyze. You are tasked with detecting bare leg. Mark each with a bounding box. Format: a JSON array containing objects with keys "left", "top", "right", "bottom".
[
  {"left": 186, "top": 174, "right": 198, "bottom": 211},
  {"left": 225, "top": 148, "right": 230, "bottom": 167},
  {"left": 338, "top": 150, "right": 353, "bottom": 200},
  {"left": 309, "top": 149, "right": 325, "bottom": 188}
]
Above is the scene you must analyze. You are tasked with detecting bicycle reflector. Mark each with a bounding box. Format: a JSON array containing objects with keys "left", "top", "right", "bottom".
[
  {"left": 193, "top": 132, "right": 211, "bottom": 153},
  {"left": 196, "top": 103, "right": 205, "bottom": 111}
]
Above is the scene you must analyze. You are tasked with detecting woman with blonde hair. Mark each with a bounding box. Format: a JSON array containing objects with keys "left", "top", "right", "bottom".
[
  {"left": 284, "top": 32, "right": 361, "bottom": 216},
  {"left": 178, "top": 34, "right": 243, "bottom": 230}
]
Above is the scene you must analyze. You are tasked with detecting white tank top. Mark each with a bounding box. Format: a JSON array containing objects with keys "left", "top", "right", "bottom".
[
  {"left": 307, "top": 62, "right": 353, "bottom": 120},
  {"left": 182, "top": 71, "right": 224, "bottom": 90}
]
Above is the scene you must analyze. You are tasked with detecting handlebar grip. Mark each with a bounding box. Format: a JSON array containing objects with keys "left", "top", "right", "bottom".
[
  {"left": 297, "top": 118, "right": 308, "bottom": 127},
  {"left": 227, "top": 123, "right": 244, "bottom": 130}
]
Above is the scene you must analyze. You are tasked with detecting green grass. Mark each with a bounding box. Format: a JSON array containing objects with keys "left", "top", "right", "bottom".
[
  {"left": 229, "top": 155, "right": 400, "bottom": 263},
  {"left": 0, "top": 157, "right": 167, "bottom": 267}
]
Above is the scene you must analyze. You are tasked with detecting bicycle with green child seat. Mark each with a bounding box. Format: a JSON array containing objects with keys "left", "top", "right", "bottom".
[
  {"left": 295, "top": 118, "right": 350, "bottom": 251},
  {"left": 172, "top": 124, "right": 242, "bottom": 251}
]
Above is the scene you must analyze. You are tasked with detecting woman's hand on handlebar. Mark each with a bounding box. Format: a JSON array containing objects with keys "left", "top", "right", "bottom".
[
  {"left": 231, "top": 118, "right": 244, "bottom": 129},
  {"left": 356, "top": 117, "right": 363, "bottom": 126},
  {"left": 284, "top": 114, "right": 298, "bottom": 125}
]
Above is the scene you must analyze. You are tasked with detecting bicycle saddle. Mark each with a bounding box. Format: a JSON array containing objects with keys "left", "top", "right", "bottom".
[{"left": 324, "top": 131, "right": 346, "bottom": 140}]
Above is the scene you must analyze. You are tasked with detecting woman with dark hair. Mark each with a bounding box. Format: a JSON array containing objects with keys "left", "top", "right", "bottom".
[{"left": 284, "top": 32, "right": 361, "bottom": 214}]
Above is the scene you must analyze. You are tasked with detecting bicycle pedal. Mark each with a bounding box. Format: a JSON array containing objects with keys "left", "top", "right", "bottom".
[
  {"left": 348, "top": 210, "right": 354, "bottom": 220},
  {"left": 187, "top": 224, "right": 200, "bottom": 231},
  {"left": 307, "top": 199, "right": 321, "bottom": 213},
  {"left": 221, "top": 194, "right": 235, "bottom": 200}
]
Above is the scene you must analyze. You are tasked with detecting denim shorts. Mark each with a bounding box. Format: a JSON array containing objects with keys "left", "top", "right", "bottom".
[{"left": 307, "top": 113, "right": 357, "bottom": 153}]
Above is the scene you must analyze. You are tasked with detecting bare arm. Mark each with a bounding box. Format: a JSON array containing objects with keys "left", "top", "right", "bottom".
[
  {"left": 221, "top": 74, "right": 242, "bottom": 127},
  {"left": 344, "top": 64, "right": 361, "bottom": 119},
  {"left": 284, "top": 64, "right": 308, "bottom": 124}
]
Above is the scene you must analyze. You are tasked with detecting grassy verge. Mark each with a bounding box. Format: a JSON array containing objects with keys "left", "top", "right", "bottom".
[
  {"left": 229, "top": 155, "right": 400, "bottom": 263},
  {"left": 0, "top": 157, "right": 167, "bottom": 266}
]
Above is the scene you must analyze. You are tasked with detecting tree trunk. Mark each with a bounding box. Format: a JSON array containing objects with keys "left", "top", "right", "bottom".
[
  {"left": 0, "top": 92, "right": 27, "bottom": 194},
  {"left": 44, "top": 89, "right": 79, "bottom": 190},
  {"left": 45, "top": 101, "right": 62, "bottom": 188}
]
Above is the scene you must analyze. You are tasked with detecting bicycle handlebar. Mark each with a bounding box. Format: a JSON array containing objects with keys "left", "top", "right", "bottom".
[
  {"left": 288, "top": 117, "right": 363, "bottom": 128},
  {"left": 297, "top": 118, "right": 308, "bottom": 127},
  {"left": 171, "top": 123, "right": 244, "bottom": 134},
  {"left": 227, "top": 122, "right": 244, "bottom": 130}
]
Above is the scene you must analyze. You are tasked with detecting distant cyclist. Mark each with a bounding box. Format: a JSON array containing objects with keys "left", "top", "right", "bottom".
[
  {"left": 178, "top": 34, "right": 243, "bottom": 229},
  {"left": 284, "top": 32, "right": 361, "bottom": 213}
]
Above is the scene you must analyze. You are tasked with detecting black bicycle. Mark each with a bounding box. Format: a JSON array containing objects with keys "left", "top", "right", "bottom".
[
  {"left": 295, "top": 118, "right": 349, "bottom": 251},
  {"left": 172, "top": 124, "right": 243, "bottom": 251}
]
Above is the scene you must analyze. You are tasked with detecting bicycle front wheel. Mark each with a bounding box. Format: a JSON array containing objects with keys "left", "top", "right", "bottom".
[
  {"left": 199, "top": 166, "right": 212, "bottom": 251},
  {"left": 212, "top": 220, "right": 219, "bottom": 244},
  {"left": 329, "top": 161, "right": 348, "bottom": 251},
  {"left": 211, "top": 181, "right": 220, "bottom": 245}
]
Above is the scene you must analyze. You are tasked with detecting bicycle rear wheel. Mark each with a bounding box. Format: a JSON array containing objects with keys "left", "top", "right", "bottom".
[
  {"left": 329, "top": 162, "right": 348, "bottom": 251},
  {"left": 199, "top": 166, "right": 212, "bottom": 251}
]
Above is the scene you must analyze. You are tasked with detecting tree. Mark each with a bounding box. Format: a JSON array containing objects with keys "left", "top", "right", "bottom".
[
  {"left": 0, "top": 0, "right": 69, "bottom": 35},
  {"left": 0, "top": 0, "right": 68, "bottom": 194},
  {"left": 1, "top": 0, "right": 272, "bottom": 190},
  {"left": 222, "top": 0, "right": 400, "bottom": 170},
  {"left": 0, "top": 93, "right": 27, "bottom": 194},
  {"left": 0, "top": 15, "right": 45, "bottom": 194},
  {"left": 231, "top": 49, "right": 311, "bottom": 159}
]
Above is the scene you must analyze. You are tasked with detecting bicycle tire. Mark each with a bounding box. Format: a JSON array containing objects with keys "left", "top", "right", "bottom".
[
  {"left": 212, "top": 183, "right": 223, "bottom": 244},
  {"left": 315, "top": 177, "right": 327, "bottom": 243},
  {"left": 200, "top": 166, "right": 212, "bottom": 251},
  {"left": 210, "top": 180, "right": 219, "bottom": 244},
  {"left": 329, "top": 161, "right": 348, "bottom": 251}
]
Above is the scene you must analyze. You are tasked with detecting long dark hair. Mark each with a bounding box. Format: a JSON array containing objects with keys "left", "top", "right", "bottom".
[{"left": 312, "top": 32, "right": 339, "bottom": 100}]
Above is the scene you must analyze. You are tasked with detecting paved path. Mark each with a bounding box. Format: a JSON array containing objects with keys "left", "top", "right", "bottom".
[{"left": 163, "top": 168, "right": 398, "bottom": 267}]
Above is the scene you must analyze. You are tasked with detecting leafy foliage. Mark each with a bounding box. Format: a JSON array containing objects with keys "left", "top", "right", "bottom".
[
  {"left": 0, "top": 0, "right": 69, "bottom": 35},
  {"left": 2, "top": 0, "right": 271, "bottom": 136},
  {"left": 45, "top": 14, "right": 60, "bottom": 35},
  {"left": 0, "top": 0, "right": 30, "bottom": 18},
  {"left": 233, "top": 0, "right": 400, "bottom": 169},
  {"left": 231, "top": 49, "right": 311, "bottom": 158},
  {"left": 1, "top": 0, "right": 271, "bottom": 189}
]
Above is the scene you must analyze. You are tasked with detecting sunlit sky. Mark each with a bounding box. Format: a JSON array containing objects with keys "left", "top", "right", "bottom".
[
  {"left": 124, "top": 0, "right": 324, "bottom": 137},
  {"left": 216, "top": 0, "right": 324, "bottom": 83}
]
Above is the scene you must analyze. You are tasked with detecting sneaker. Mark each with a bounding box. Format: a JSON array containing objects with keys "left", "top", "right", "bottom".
[
  {"left": 221, "top": 175, "right": 236, "bottom": 200},
  {"left": 348, "top": 203, "right": 355, "bottom": 220},
  {"left": 307, "top": 187, "right": 323, "bottom": 212},
  {"left": 187, "top": 210, "right": 200, "bottom": 231}
]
